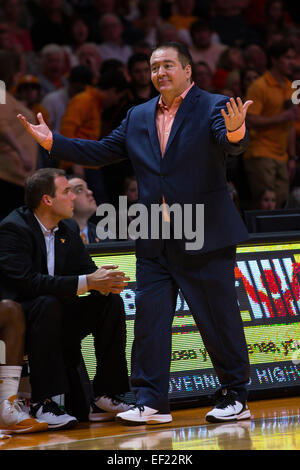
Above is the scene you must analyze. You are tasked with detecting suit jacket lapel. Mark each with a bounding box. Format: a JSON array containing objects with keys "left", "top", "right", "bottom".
[
  {"left": 146, "top": 95, "right": 162, "bottom": 163},
  {"left": 164, "top": 85, "right": 200, "bottom": 158},
  {"left": 25, "top": 209, "right": 47, "bottom": 267}
]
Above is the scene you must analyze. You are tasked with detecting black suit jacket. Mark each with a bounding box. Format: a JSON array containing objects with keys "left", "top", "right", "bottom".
[{"left": 0, "top": 206, "right": 97, "bottom": 302}]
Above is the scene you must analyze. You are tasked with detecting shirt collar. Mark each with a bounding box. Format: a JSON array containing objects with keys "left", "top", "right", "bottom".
[
  {"left": 158, "top": 81, "right": 195, "bottom": 110},
  {"left": 34, "top": 214, "right": 59, "bottom": 236},
  {"left": 265, "top": 71, "right": 291, "bottom": 89}
]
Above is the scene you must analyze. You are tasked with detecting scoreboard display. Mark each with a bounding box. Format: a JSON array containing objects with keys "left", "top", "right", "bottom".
[{"left": 82, "top": 234, "right": 300, "bottom": 404}]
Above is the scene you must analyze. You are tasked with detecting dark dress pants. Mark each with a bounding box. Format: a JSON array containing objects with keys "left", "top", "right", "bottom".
[
  {"left": 131, "top": 241, "right": 250, "bottom": 413},
  {"left": 22, "top": 292, "right": 130, "bottom": 403}
]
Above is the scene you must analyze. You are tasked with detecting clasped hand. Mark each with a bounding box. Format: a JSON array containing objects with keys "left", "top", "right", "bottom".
[{"left": 87, "top": 265, "right": 130, "bottom": 294}]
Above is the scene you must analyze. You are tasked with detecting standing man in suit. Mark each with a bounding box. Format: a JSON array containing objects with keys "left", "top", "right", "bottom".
[
  {"left": 0, "top": 168, "right": 131, "bottom": 430},
  {"left": 18, "top": 42, "right": 253, "bottom": 425}
]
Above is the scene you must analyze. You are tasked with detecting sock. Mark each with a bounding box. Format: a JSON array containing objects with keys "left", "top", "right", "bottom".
[{"left": 0, "top": 366, "right": 22, "bottom": 403}]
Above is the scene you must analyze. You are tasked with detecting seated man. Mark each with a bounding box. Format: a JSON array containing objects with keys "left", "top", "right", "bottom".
[
  {"left": 68, "top": 175, "right": 99, "bottom": 244},
  {"left": 0, "top": 168, "right": 131, "bottom": 430},
  {"left": 0, "top": 299, "right": 48, "bottom": 434}
]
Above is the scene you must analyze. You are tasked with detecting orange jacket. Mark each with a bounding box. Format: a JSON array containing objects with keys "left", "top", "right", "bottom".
[
  {"left": 60, "top": 86, "right": 104, "bottom": 140},
  {"left": 59, "top": 86, "right": 104, "bottom": 169}
]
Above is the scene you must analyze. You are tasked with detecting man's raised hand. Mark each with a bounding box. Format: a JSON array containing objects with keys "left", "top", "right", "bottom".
[
  {"left": 221, "top": 97, "right": 253, "bottom": 132},
  {"left": 17, "top": 112, "right": 53, "bottom": 151}
]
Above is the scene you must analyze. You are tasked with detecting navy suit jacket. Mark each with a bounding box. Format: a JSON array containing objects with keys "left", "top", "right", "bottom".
[{"left": 50, "top": 85, "right": 249, "bottom": 258}]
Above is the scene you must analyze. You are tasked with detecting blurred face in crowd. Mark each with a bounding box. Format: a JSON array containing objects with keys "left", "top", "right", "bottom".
[
  {"left": 77, "top": 44, "right": 102, "bottom": 82},
  {"left": 71, "top": 19, "right": 89, "bottom": 46},
  {"left": 244, "top": 44, "right": 267, "bottom": 73},
  {"left": 267, "top": 0, "right": 283, "bottom": 22},
  {"left": 242, "top": 68, "right": 259, "bottom": 92},
  {"left": 3, "top": 0, "right": 22, "bottom": 23},
  {"left": 45, "top": 176, "right": 75, "bottom": 220},
  {"left": 193, "top": 63, "right": 212, "bottom": 90},
  {"left": 130, "top": 60, "right": 151, "bottom": 87},
  {"left": 273, "top": 48, "right": 296, "bottom": 78},
  {"left": 259, "top": 190, "right": 276, "bottom": 211},
  {"left": 192, "top": 28, "right": 212, "bottom": 49},
  {"left": 175, "top": 0, "right": 195, "bottom": 16},
  {"left": 103, "top": 87, "right": 127, "bottom": 109},
  {"left": 125, "top": 179, "right": 138, "bottom": 203},
  {"left": 150, "top": 47, "right": 192, "bottom": 98},
  {"left": 17, "top": 84, "right": 40, "bottom": 107},
  {"left": 69, "top": 177, "right": 97, "bottom": 219},
  {"left": 100, "top": 15, "right": 123, "bottom": 43},
  {"left": 228, "top": 47, "right": 245, "bottom": 70},
  {"left": 42, "top": 52, "right": 65, "bottom": 80}
]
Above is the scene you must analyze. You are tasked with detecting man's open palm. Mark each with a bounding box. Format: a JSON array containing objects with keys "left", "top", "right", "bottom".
[
  {"left": 17, "top": 112, "right": 53, "bottom": 151},
  {"left": 221, "top": 97, "right": 253, "bottom": 132}
]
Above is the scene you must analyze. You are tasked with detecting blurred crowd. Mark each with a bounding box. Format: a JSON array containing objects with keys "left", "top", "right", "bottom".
[{"left": 1, "top": 0, "right": 300, "bottom": 236}]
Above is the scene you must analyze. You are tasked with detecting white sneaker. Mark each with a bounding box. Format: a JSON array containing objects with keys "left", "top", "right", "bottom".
[
  {"left": 31, "top": 398, "right": 78, "bottom": 430},
  {"left": 89, "top": 395, "right": 133, "bottom": 422},
  {"left": 0, "top": 395, "right": 48, "bottom": 434},
  {"left": 116, "top": 405, "right": 172, "bottom": 425},
  {"left": 206, "top": 390, "right": 251, "bottom": 423}
]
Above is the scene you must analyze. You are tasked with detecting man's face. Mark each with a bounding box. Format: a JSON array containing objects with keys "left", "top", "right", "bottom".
[
  {"left": 49, "top": 176, "right": 75, "bottom": 219},
  {"left": 43, "top": 52, "right": 64, "bottom": 78},
  {"left": 150, "top": 47, "right": 191, "bottom": 96},
  {"left": 193, "top": 63, "right": 212, "bottom": 90},
  {"left": 130, "top": 61, "right": 151, "bottom": 87},
  {"left": 275, "top": 48, "right": 296, "bottom": 77},
  {"left": 193, "top": 29, "right": 212, "bottom": 49},
  {"left": 260, "top": 190, "right": 276, "bottom": 211},
  {"left": 69, "top": 177, "right": 97, "bottom": 218}
]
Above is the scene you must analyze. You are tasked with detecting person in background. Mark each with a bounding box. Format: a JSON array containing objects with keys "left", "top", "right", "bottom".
[
  {"left": 0, "top": 50, "right": 37, "bottom": 221},
  {"left": 15, "top": 75, "right": 49, "bottom": 126},
  {"left": 76, "top": 42, "right": 102, "bottom": 86},
  {"left": 63, "top": 15, "right": 90, "bottom": 68},
  {"left": 98, "top": 13, "right": 133, "bottom": 65},
  {"left": 38, "top": 44, "right": 68, "bottom": 96},
  {"left": 244, "top": 39, "right": 299, "bottom": 208},
  {"left": 189, "top": 18, "right": 227, "bottom": 74},
  {"left": 240, "top": 67, "right": 260, "bottom": 100},
  {"left": 257, "top": 188, "right": 277, "bottom": 210},
  {"left": 127, "top": 53, "right": 158, "bottom": 106},
  {"left": 41, "top": 65, "right": 93, "bottom": 133},
  {"left": 192, "top": 61, "right": 214, "bottom": 92},
  {"left": 0, "top": 299, "right": 48, "bottom": 434},
  {"left": 68, "top": 175, "right": 100, "bottom": 244},
  {"left": 243, "top": 44, "right": 267, "bottom": 76}
]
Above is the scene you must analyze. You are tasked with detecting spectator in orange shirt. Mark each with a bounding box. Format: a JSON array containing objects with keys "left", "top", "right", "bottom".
[
  {"left": 244, "top": 39, "right": 299, "bottom": 208},
  {"left": 168, "top": 0, "right": 196, "bottom": 32},
  {"left": 60, "top": 70, "right": 128, "bottom": 203}
]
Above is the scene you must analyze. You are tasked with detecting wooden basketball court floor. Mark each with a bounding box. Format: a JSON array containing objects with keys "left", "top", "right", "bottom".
[{"left": 1, "top": 396, "right": 300, "bottom": 451}]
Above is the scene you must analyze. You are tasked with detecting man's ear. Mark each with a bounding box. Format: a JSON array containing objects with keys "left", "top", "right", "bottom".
[
  {"left": 41, "top": 194, "right": 52, "bottom": 207},
  {"left": 186, "top": 64, "right": 192, "bottom": 80}
]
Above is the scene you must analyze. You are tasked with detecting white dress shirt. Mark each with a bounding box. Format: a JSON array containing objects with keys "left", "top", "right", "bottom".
[{"left": 34, "top": 215, "right": 88, "bottom": 295}]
